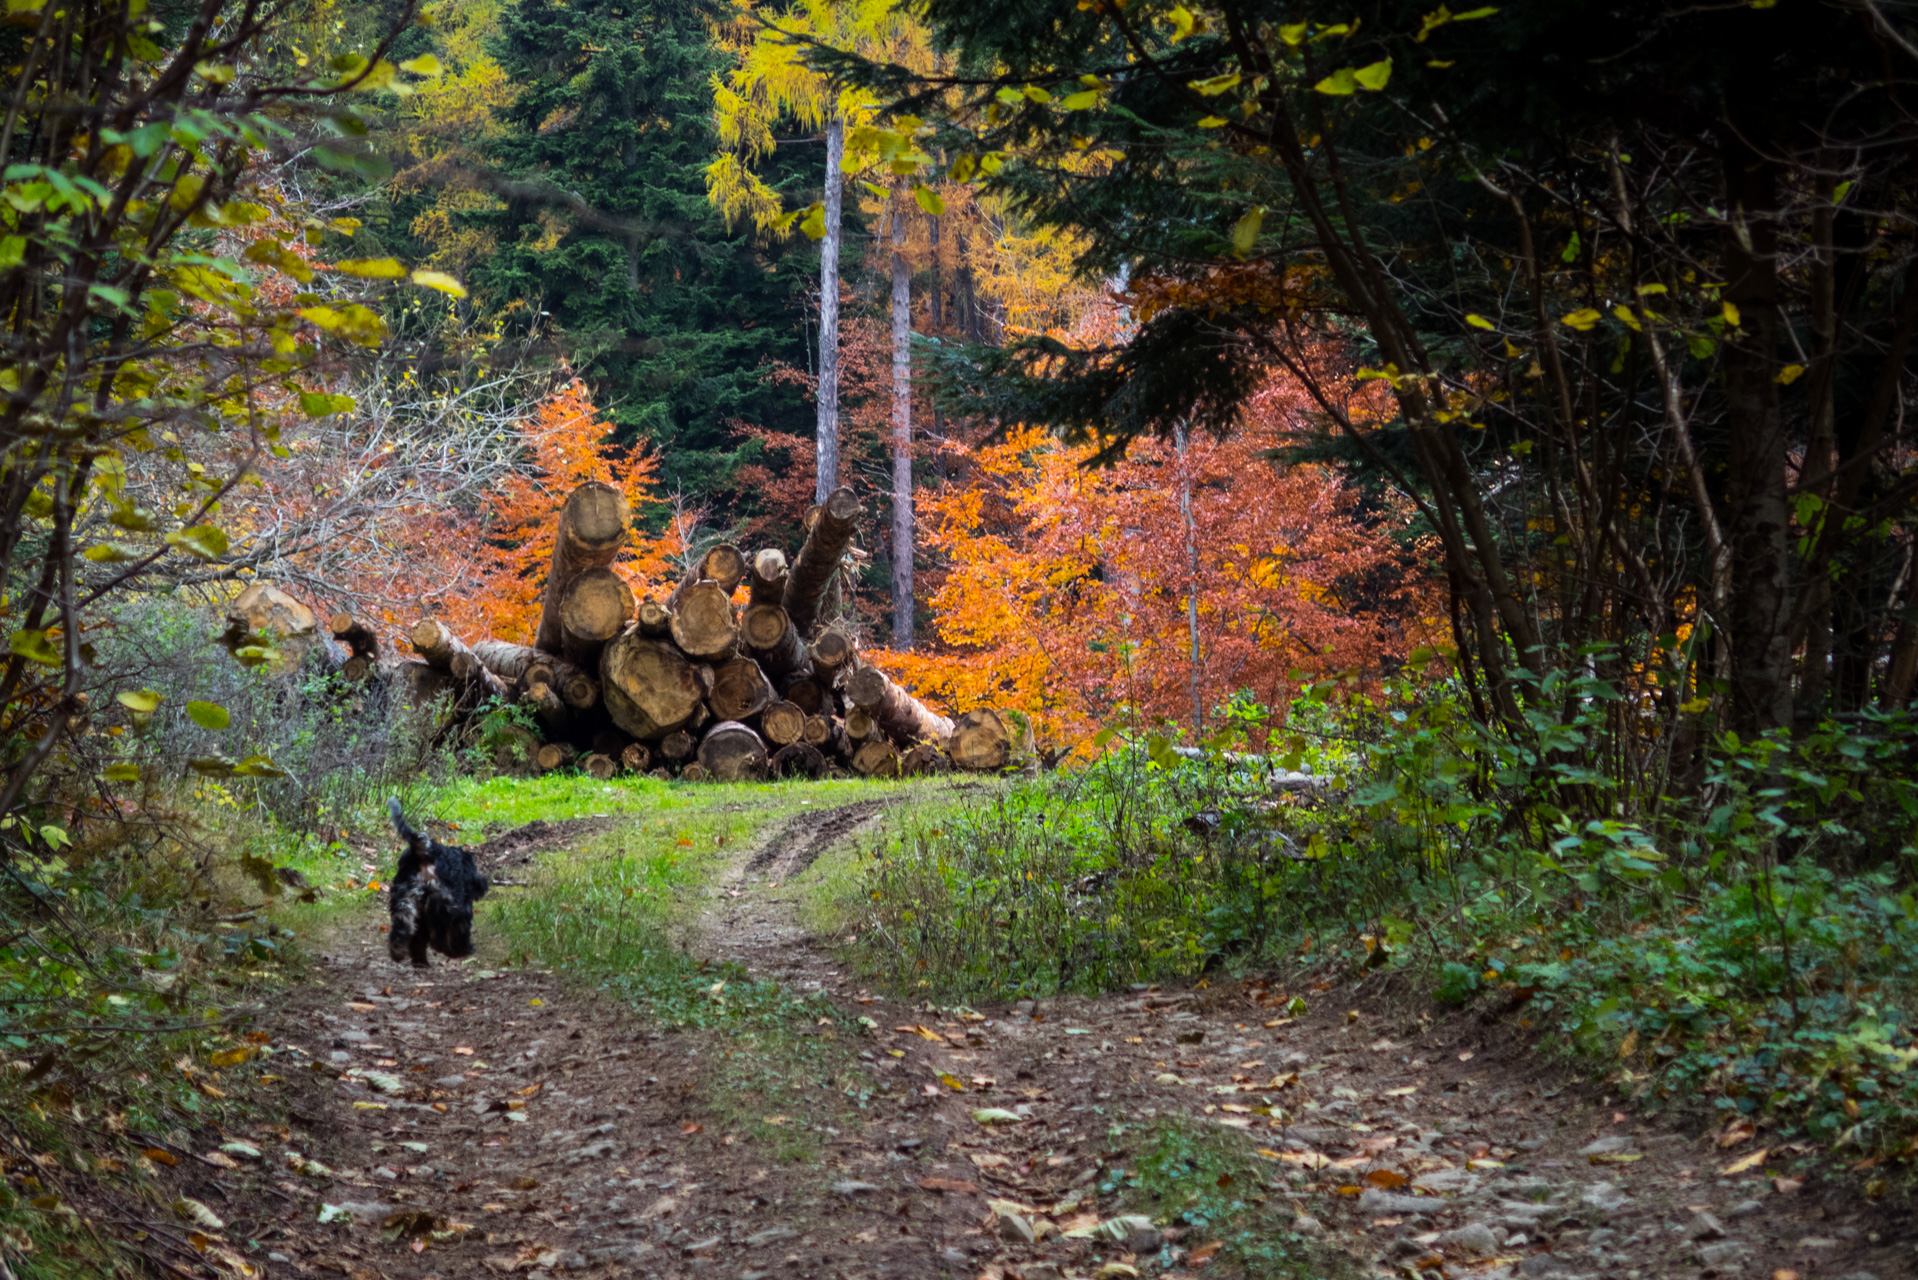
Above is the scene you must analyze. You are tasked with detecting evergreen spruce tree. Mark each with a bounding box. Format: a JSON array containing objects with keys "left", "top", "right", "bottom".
[{"left": 475, "top": 0, "right": 816, "bottom": 501}]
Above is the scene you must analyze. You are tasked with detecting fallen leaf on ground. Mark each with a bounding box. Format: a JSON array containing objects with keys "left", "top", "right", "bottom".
[
  {"left": 972, "top": 1108, "right": 1021, "bottom": 1125},
  {"left": 1189, "top": 1240, "right": 1224, "bottom": 1265},
  {"left": 1718, "top": 1119, "right": 1756, "bottom": 1148},
  {"left": 680, "top": 1122, "right": 702, "bottom": 1135},
  {"left": 1364, "top": 1169, "right": 1408, "bottom": 1188},
  {"left": 1722, "top": 1148, "right": 1768, "bottom": 1175},
  {"left": 143, "top": 1148, "right": 177, "bottom": 1166},
  {"left": 1771, "top": 1176, "right": 1803, "bottom": 1194},
  {"left": 918, "top": 1177, "right": 980, "bottom": 1193}
]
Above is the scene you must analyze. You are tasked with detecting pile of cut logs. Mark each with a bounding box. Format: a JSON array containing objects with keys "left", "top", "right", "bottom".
[{"left": 329, "top": 482, "right": 1012, "bottom": 782}]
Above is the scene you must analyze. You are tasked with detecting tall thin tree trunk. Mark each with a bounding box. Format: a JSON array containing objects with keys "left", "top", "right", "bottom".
[
  {"left": 815, "top": 115, "right": 844, "bottom": 505},
  {"left": 1176, "top": 423, "right": 1202, "bottom": 732},
  {"left": 890, "top": 185, "right": 915, "bottom": 649}
]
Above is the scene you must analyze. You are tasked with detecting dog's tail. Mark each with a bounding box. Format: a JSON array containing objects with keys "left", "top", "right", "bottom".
[{"left": 388, "top": 797, "right": 419, "bottom": 845}]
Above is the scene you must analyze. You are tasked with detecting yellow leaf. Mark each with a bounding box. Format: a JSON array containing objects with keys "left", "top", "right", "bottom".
[
  {"left": 797, "top": 202, "right": 826, "bottom": 241},
  {"left": 1061, "top": 90, "right": 1101, "bottom": 111},
  {"left": 1197, "top": 116, "right": 1229, "bottom": 128},
  {"left": 1188, "top": 72, "right": 1241, "bottom": 97},
  {"left": 1722, "top": 300, "right": 1742, "bottom": 327},
  {"left": 1022, "top": 84, "right": 1052, "bottom": 104},
  {"left": 1561, "top": 308, "right": 1602, "bottom": 331},
  {"left": 1165, "top": 4, "right": 1196, "bottom": 41},
  {"left": 913, "top": 185, "right": 946, "bottom": 216},
  {"left": 1231, "top": 205, "right": 1265, "bottom": 256},
  {"left": 1776, "top": 363, "right": 1805, "bottom": 385},
  {"left": 409, "top": 269, "right": 467, "bottom": 298},
  {"left": 332, "top": 257, "right": 406, "bottom": 278},
  {"left": 1279, "top": 22, "right": 1307, "bottom": 44},
  {"left": 1722, "top": 1147, "right": 1768, "bottom": 1175},
  {"left": 1465, "top": 313, "right": 1495, "bottom": 330},
  {"left": 209, "top": 1046, "right": 253, "bottom": 1067},
  {"left": 1612, "top": 304, "right": 1641, "bottom": 331},
  {"left": 1352, "top": 60, "right": 1392, "bottom": 90},
  {"left": 1314, "top": 68, "right": 1358, "bottom": 95},
  {"left": 399, "top": 54, "right": 443, "bottom": 76}
]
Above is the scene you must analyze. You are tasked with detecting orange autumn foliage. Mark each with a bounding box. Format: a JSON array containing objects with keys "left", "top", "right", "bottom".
[
  {"left": 876, "top": 398, "right": 1439, "bottom": 752},
  {"left": 442, "top": 379, "right": 677, "bottom": 644}
]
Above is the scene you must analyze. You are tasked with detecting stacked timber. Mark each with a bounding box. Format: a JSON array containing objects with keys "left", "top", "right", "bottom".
[{"left": 340, "top": 482, "right": 1013, "bottom": 781}]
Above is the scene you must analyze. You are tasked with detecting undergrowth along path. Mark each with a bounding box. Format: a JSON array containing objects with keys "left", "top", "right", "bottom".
[{"left": 233, "top": 800, "right": 1909, "bottom": 1280}]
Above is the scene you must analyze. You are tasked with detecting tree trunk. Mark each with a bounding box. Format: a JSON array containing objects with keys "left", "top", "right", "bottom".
[
  {"left": 559, "top": 567, "right": 635, "bottom": 669},
  {"left": 328, "top": 612, "right": 379, "bottom": 661},
  {"left": 536, "top": 481, "right": 630, "bottom": 653},
  {"left": 710, "top": 657, "right": 775, "bottom": 723},
  {"left": 762, "top": 700, "right": 806, "bottom": 746},
  {"left": 741, "top": 603, "right": 809, "bottom": 680},
  {"left": 845, "top": 665, "right": 952, "bottom": 745},
  {"left": 947, "top": 708, "right": 1011, "bottom": 771},
  {"left": 851, "top": 739, "right": 899, "bottom": 777},
  {"left": 410, "top": 618, "right": 475, "bottom": 671},
  {"left": 637, "top": 599, "right": 673, "bottom": 637},
  {"left": 817, "top": 114, "right": 844, "bottom": 505},
  {"left": 699, "top": 544, "right": 748, "bottom": 595},
  {"left": 473, "top": 639, "right": 545, "bottom": 684},
  {"left": 600, "top": 631, "right": 705, "bottom": 739},
  {"left": 785, "top": 677, "right": 825, "bottom": 715},
  {"left": 698, "top": 720, "right": 768, "bottom": 781},
  {"left": 1719, "top": 138, "right": 1793, "bottom": 734},
  {"left": 891, "top": 184, "right": 915, "bottom": 650},
  {"left": 783, "top": 486, "right": 862, "bottom": 638},
  {"left": 669, "top": 581, "right": 739, "bottom": 662},
  {"left": 660, "top": 729, "right": 696, "bottom": 761},
  {"left": 807, "top": 626, "right": 855, "bottom": 674},
  {"left": 770, "top": 741, "right": 828, "bottom": 779},
  {"left": 748, "top": 548, "right": 789, "bottom": 607}
]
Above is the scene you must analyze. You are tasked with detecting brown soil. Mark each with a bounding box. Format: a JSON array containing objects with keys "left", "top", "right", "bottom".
[{"left": 183, "top": 806, "right": 1911, "bottom": 1280}]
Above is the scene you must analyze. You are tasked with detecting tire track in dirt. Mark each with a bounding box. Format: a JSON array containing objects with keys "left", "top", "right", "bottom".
[{"left": 221, "top": 808, "right": 1910, "bottom": 1280}]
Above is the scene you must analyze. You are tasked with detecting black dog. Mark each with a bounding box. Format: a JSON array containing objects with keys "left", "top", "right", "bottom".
[{"left": 386, "top": 798, "right": 488, "bottom": 967}]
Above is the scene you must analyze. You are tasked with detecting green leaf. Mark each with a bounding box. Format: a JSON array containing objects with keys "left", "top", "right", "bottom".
[
  {"left": 1231, "top": 205, "right": 1266, "bottom": 256},
  {"left": 82, "top": 543, "right": 143, "bottom": 563},
  {"left": 333, "top": 257, "right": 406, "bottom": 278},
  {"left": 165, "top": 525, "right": 229, "bottom": 560},
  {"left": 913, "top": 185, "right": 946, "bottom": 216},
  {"left": 116, "top": 689, "right": 163, "bottom": 713},
  {"left": 104, "top": 762, "right": 141, "bottom": 782},
  {"left": 186, "top": 701, "right": 231, "bottom": 730},
  {"left": 38, "top": 824, "right": 70, "bottom": 850},
  {"left": 188, "top": 756, "right": 235, "bottom": 777},
  {"left": 1352, "top": 60, "right": 1393, "bottom": 90},
  {"left": 299, "top": 392, "right": 356, "bottom": 417},
  {"left": 8, "top": 629, "right": 61, "bottom": 667}
]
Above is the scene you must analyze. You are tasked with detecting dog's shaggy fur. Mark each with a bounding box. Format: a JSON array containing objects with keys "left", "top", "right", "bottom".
[{"left": 387, "top": 798, "right": 489, "bottom": 967}]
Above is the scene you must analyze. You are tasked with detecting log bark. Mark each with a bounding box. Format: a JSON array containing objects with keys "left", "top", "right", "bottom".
[
  {"left": 845, "top": 666, "right": 953, "bottom": 745},
  {"left": 409, "top": 619, "right": 474, "bottom": 671},
  {"left": 328, "top": 611, "right": 380, "bottom": 661},
  {"left": 670, "top": 581, "right": 739, "bottom": 662},
  {"left": 583, "top": 753, "right": 618, "bottom": 781},
  {"left": 343, "top": 656, "right": 371, "bottom": 682},
  {"left": 637, "top": 599, "right": 673, "bottom": 637},
  {"left": 399, "top": 659, "right": 454, "bottom": 707},
  {"left": 621, "top": 742, "right": 651, "bottom": 772},
  {"left": 844, "top": 707, "right": 876, "bottom": 740},
  {"left": 783, "top": 486, "right": 862, "bottom": 637},
  {"left": 802, "top": 714, "right": 832, "bottom": 747},
  {"left": 748, "top": 548, "right": 789, "bottom": 607},
  {"left": 901, "top": 743, "right": 944, "bottom": 776},
  {"left": 808, "top": 627, "right": 855, "bottom": 674},
  {"left": 741, "top": 604, "right": 809, "bottom": 679},
  {"left": 851, "top": 739, "right": 900, "bottom": 777},
  {"left": 660, "top": 729, "right": 695, "bottom": 761},
  {"left": 600, "top": 632, "right": 704, "bottom": 739},
  {"left": 770, "top": 742, "right": 828, "bottom": 779},
  {"left": 785, "top": 677, "right": 825, "bottom": 716},
  {"left": 681, "top": 762, "right": 712, "bottom": 783},
  {"left": 559, "top": 567, "right": 635, "bottom": 668},
  {"left": 536, "top": 742, "right": 576, "bottom": 773},
  {"left": 710, "top": 657, "right": 775, "bottom": 723},
  {"left": 697, "top": 721, "right": 768, "bottom": 782},
  {"left": 948, "top": 708, "right": 1011, "bottom": 771},
  {"left": 473, "top": 639, "right": 544, "bottom": 684},
  {"left": 762, "top": 700, "right": 806, "bottom": 746},
  {"left": 536, "top": 481, "right": 630, "bottom": 654}
]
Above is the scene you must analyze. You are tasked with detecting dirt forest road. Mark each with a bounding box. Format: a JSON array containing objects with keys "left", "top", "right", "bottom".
[{"left": 217, "top": 804, "right": 1911, "bottom": 1280}]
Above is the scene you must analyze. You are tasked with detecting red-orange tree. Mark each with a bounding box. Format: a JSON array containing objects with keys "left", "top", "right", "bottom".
[{"left": 445, "top": 379, "right": 676, "bottom": 642}]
